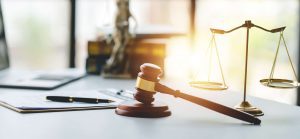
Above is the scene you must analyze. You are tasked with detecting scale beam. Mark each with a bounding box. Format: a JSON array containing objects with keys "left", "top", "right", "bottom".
[{"left": 210, "top": 20, "right": 285, "bottom": 34}]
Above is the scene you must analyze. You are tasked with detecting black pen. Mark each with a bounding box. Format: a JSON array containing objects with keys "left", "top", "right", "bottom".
[{"left": 46, "top": 96, "right": 115, "bottom": 104}]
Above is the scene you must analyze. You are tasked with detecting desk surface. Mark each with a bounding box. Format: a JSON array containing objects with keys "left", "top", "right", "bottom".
[{"left": 0, "top": 76, "right": 299, "bottom": 139}]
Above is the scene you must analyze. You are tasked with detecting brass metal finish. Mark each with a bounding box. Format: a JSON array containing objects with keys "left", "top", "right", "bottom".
[
  {"left": 193, "top": 20, "right": 297, "bottom": 117},
  {"left": 243, "top": 26, "right": 250, "bottom": 103},
  {"left": 235, "top": 101, "right": 264, "bottom": 117},
  {"left": 260, "top": 32, "right": 299, "bottom": 88},
  {"left": 260, "top": 79, "right": 299, "bottom": 88},
  {"left": 189, "top": 81, "right": 227, "bottom": 90},
  {"left": 136, "top": 77, "right": 156, "bottom": 92},
  {"left": 190, "top": 33, "right": 227, "bottom": 91}
]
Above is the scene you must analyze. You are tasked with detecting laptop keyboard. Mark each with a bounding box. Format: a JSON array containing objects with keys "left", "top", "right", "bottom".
[{"left": 33, "top": 75, "right": 75, "bottom": 81}]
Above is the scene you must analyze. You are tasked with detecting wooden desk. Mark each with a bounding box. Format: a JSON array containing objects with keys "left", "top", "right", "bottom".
[{"left": 0, "top": 76, "right": 299, "bottom": 139}]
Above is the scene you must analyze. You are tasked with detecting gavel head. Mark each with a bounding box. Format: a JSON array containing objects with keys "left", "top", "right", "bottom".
[{"left": 134, "top": 63, "right": 162, "bottom": 105}]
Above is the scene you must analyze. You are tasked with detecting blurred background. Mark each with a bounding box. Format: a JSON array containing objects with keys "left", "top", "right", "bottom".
[{"left": 1, "top": 0, "right": 299, "bottom": 105}]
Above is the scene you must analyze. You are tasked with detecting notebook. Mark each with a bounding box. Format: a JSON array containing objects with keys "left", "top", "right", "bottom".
[{"left": 0, "top": 89, "right": 134, "bottom": 113}]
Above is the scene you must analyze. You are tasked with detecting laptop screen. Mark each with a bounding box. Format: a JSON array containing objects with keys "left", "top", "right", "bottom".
[{"left": 0, "top": 1, "right": 9, "bottom": 70}]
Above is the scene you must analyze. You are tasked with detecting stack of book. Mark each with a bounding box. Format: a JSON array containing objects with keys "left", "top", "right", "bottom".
[
  {"left": 127, "top": 39, "right": 166, "bottom": 77},
  {"left": 86, "top": 39, "right": 166, "bottom": 77}
]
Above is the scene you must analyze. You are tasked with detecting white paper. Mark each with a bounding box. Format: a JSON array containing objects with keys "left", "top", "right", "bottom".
[{"left": 0, "top": 90, "right": 126, "bottom": 110}]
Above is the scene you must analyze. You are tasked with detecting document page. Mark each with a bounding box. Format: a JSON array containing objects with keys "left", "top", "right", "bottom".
[{"left": 0, "top": 90, "right": 129, "bottom": 110}]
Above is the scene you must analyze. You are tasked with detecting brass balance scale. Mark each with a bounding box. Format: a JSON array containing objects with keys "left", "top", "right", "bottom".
[{"left": 190, "top": 20, "right": 299, "bottom": 116}]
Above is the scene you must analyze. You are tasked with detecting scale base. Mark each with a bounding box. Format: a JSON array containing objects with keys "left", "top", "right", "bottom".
[
  {"left": 115, "top": 101, "right": 171, "bottom": 118},
  {"left": 235, "top": 101, "right": 264, "bottom": 117}
]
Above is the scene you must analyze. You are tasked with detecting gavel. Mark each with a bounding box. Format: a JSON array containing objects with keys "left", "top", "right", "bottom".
[{"left": 116, "top": 63, "right": 261, "bottom": 125}]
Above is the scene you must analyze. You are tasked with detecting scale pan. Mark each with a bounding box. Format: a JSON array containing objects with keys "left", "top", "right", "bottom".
[
  {"left": 189, "top": 81, "right": 228, "bottom": 90},
  {"left": 260, "top": 78, "right": 299, "bottom": 89}
]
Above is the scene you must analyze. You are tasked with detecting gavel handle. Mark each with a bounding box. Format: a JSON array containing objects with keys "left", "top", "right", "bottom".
[{"left": 155, "top": 83, "right": 261, "bottom": 125}]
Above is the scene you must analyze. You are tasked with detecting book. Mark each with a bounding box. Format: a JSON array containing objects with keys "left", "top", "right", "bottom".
[
  {"left": 87, "top": 40, "right": 111, "bottom": 56},
  {"left": 86, "top": 39, "right": 166, "bottom": 77},
  {"left": 127, "top": 39, "right": 166, "bottom": 77}
]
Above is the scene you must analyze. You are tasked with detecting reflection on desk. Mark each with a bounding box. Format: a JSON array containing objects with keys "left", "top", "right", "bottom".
[{"left": 0, "top": 76, "right": 299, "bottom": 139}]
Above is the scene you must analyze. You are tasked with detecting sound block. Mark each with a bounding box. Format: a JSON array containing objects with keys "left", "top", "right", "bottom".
[{"left": 115, "top": 101, "right": 171, "bottom": 118}]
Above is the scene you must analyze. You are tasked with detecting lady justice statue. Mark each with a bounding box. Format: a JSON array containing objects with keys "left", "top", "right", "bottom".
[{"left": 103, "top": 0, "right": 137, "bottom": 78}]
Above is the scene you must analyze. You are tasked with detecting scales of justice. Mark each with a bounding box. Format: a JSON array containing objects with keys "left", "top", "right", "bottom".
[{"left": 190, "top": 20, "right": 300, "bottom": 116}]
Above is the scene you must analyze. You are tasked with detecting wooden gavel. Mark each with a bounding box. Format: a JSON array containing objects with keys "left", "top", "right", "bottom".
[{"left": 116, "top": 63, "right": 261, "bottom": 125}]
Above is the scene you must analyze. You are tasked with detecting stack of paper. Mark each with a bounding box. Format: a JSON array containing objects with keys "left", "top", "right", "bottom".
[{"left": 0, "top": 89, "right": 133, "bottom": 113}]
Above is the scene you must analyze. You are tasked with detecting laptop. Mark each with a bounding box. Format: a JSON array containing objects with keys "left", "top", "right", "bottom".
[{"left": 0, "top": 2, "right": 85, "bottom": 90}]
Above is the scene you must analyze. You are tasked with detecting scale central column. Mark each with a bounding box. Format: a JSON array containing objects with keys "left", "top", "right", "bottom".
[
  {"left": 234, "top": 20, "right": 264, "bottom": 116},
  {"left": 243, "top": 25, "right": 250, "bottom": 102}
]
